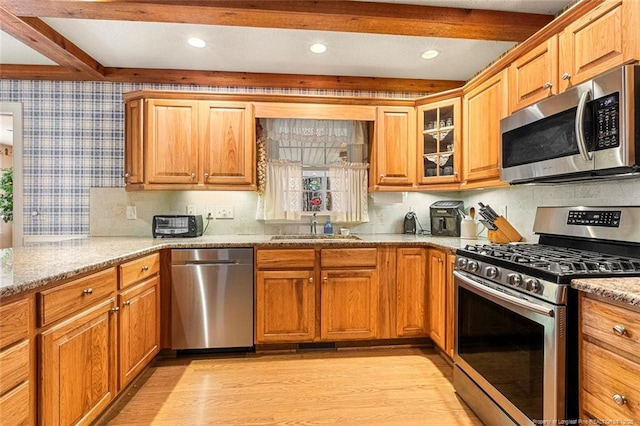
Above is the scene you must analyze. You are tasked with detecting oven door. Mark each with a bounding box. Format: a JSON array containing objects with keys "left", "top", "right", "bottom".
[{"left": 454, "top": 270, "right": 566, "bottom": 426}]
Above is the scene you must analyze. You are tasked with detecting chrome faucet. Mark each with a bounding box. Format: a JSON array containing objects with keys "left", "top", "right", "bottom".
[{"left": 311, "top": 213, "right": 318, "bottom": 235}]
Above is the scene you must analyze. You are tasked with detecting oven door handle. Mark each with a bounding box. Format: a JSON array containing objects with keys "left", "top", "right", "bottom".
[{"left": 454, "top": 271, "right": 555, "bottom": 318}]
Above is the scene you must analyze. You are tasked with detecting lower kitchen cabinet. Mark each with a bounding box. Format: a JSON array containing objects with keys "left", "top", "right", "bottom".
[
  {"left": 396, "top": 247, "right": 428, "bottom": 337},
  {"left": 580, "top": 294, "right": 640, "bottom": 423},
  {"left": 320, "top": 268, "right": 379, "bottom": 340},
  {"left": 445, "top": 254, "right": 456, "bottom": 358},
  {"left": 255, "top": 269, "right": 316, "bottom": 342},
  {"left": 428, "top": 249, "right": 447, "bottom": 351},
  {"left": 40, "top": 297, "right": 118, "bottom": 426},
  {"left": 118, "top": 276, "right": 160, "bottom": 389},
  {"left": 0, "top": 297, "right": 34, "bottom": 425}
]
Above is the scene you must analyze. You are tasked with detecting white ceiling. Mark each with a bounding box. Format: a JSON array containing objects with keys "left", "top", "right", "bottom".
[{"left": 0, "top": 0, "right": 572, "bottom": 83}]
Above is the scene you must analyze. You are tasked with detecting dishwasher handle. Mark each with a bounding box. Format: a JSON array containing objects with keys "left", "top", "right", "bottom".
[{"left": 177, "top": 260, "right": 240, "bottom": 266}]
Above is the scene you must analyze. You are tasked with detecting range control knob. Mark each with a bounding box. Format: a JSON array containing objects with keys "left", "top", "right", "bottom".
[
  {"left": 507, "top": 273, "right": 523, "bottom": 287},
  {"left": 526, "top": 278, "right": 542, "bottom": 293},
  {"left": 485, "top": 266, "right": 500, "bottom": 279},
  {"left": 467, "top": 261, "right": 480, "bottom": 273},
  {"left": 456, "top": 258, "right": 468, "bottom": 269}
]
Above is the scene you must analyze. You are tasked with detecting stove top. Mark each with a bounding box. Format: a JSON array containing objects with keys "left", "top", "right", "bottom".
[
  {"left": 462, "top": 243, "right": 640, "bottom": 278},
  {"left": 454, "top": 206, "right": 640, "bottom": 305}
]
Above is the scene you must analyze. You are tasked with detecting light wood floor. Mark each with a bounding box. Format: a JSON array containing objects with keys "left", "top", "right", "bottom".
[{"left": 98, "top": 347, "right": 483, "bottom": 426}]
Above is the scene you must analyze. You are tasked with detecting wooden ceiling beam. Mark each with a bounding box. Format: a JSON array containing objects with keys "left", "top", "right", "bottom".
[
  {"left": 0, "top": 7, "right": 105, "bottom": 79},
  {"left": 2, "top": 0, "right": 554, "bottom": 43},
  {"left": 0, "top": 64, "right": 464, "bottom": 94}
]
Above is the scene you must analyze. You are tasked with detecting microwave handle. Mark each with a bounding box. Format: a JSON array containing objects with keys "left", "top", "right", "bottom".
[{"left": 575, "top": 90, "right": 593, "bottom": 162}]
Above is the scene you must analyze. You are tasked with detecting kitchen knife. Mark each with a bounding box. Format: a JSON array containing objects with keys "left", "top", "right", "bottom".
[
  {"left": 485, "top": 204, "right": 499, "bottom": 219},
  {"left": 479, "top": 219, "right": 498, "bottom": 230}
]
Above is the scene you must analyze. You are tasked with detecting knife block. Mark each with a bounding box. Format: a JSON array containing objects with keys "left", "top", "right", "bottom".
[{"left": 487, "top": 216, "right": 522, "bottom": 244}]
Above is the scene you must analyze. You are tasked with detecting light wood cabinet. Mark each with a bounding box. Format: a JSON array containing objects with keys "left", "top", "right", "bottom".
[
  {"left": 0, "top": 297, "right": 33, "bottom": 425},
  {"left": 427, "top": 249, "right": 447, "bottom": 351},
  {"left": 416, "top": 97, "right": 462, "bottom": 186},
  {"left": 124, "top": 96, "right": 255, "bottom": 190},
  {"left": 371, "top": 106, "right": 416, "bottom": 189},
  {"left": 256, "top": 269, "right": 316, "bottom": 343},
  {"left": 396, "top": 247, "right": 428, "bottom": 337},
  {"left": 558, "top": 0, "right": 633, "bottom": 93},
  {"left": 320, "top": 268, "right": 378, "bottom": 341},
  {"left": 255, "top": 249, "right": 316, "bottom": 343},
  {"left": 124, "top": 98, "right": 144, "bottom": 185},
  {"left": 508, "top": 36, "right": 558, "bottom": 112},
  {"left": 463, "top": 69, "right": 509, "bottom": 187},
  {"left": 580, "top": 294, "right": 640, "bottom": 423},
  {"left": 445, "top": 254, "right": 456, "bottom": 358},
  {"left": 146, "top": 99, "right": 200, "bottom": 185},
  {"left": 40, "top": 297, "right": 118, "bottom": 426},
  {"left": 118, "top": 276, "right": 160, "bottom": 390}
]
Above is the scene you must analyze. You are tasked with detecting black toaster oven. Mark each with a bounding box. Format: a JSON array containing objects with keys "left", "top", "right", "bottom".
[{"left": 153, "top": 215, "right": 203, "bottom": 238}]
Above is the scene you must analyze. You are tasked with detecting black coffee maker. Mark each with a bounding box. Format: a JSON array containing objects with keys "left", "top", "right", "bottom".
[
  {"left": 403, "top": 211, "right": 418, "bottom": 234},
  {"left": 430, "top": 200, "right": 464, "bottom": 237}
]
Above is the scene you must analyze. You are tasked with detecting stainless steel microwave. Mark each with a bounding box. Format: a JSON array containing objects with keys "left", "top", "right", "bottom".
[{"left": 500, "top": 64, "right": 640, "bottom": 184}]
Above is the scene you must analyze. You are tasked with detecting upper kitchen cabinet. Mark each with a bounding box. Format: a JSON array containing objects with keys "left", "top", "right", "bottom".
[
  {"left": 415, "top": 92, "right": 462, "bottom": 189},
  {"left": 199, "top": 102, "right": 255, "bottom": 187},
  {"left": 370, "top": 106, "right": 417, "bottom": 190},
  {"left": 509, "top": 36, "right": 559, "bottom": 112},
  {"left": 123, "top": 92, "right": 255, "bottom": 191},
  {"left": 462, "top": 69, "right": 509, "bottom": 188},
  {"left": 558, "top": 0, "right": 639, "bottom": 93}
]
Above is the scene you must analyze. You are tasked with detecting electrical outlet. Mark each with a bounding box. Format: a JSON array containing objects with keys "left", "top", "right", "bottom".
[
  {"left": 186, "top": 205, "right": 196, "bottom": 215},
  {"left": 215, "top": 205, "right": 234, "bottom": 219},
  {"left": 126, "top": 206, "right": 137, "bottom": 220},
  {"left": 205, "top": 205, "right": 215, "bottom": 220}
]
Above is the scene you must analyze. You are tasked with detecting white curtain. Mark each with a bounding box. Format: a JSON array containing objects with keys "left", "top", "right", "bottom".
[
  {"left": 329, "top": 162, "right": 369, "bottom": 223},
  {"left": 256, "top": 160, "right": 303, "bottom": 221}
]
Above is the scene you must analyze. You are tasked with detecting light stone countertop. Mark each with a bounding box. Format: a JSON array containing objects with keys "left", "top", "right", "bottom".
[
  {"left": 0, "top": 234, "right": 472, "bottom": 299},
  {"left": 571, "top": 277, "right": 640, "bottom": 308}
]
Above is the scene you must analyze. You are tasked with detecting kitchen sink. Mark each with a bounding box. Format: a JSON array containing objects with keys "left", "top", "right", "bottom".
[{"left": 270, "top": 234, "right": 361, "bottom": 241}]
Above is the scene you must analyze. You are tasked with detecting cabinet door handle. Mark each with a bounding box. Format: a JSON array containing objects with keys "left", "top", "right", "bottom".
[
  {"left": 543, "top": 82, "right": 552, "bottom": 89},
  {"left": 204, "top": 172, "right": 209, "bottom": 178},
  {"left": 561, "top": 72, "right": 571, "bottom": 80},
  {"left": 323, "top": 276, "right": 328, "bottom": 282},
  {"left": 190, "top": 172, "right": 196, "bottom": 179},
  {"left": 123, "top": 300, "right": 131, "bottom": 306},
  {"left": 141, "top": 265, "right": 149, "bottom": 271},
  {"left": 612, "top": 394, "right": 627, "bottom": 405},
  {"left": 308, "top": 277, "right": 314, "bottom": 283},
  {"left": 612, "top": 325, "right": 628, "bottom": 336},
  {"left": 82, "top": 288, "right": 93, "bottom": 295},
  {"left": 123, "top": 172, "right": 131, "bottom": 178},
  {"left": 379, "top": 174, "right": 385, "bottom": 179},
  {"left": 110, "top": 307, "right": 120, "bottom": 313}
]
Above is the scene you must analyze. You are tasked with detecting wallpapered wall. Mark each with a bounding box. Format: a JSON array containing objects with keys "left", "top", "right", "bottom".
[{"left": 0, "top": 80, "right": 417, "bottom": 236}]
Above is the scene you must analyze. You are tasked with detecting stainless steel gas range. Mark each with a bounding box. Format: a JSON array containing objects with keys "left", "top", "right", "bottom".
[{"left": 453, "top": 206, "right": 640, "bottom": 426}]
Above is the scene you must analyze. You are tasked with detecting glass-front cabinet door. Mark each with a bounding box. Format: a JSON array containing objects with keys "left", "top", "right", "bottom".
[{"left": 416, "top": 97, "right": 461, "bottom": 185}]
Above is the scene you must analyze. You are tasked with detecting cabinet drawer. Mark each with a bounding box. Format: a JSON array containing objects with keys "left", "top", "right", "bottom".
[
  {"left": 582, "top": 340, "right": 640, "bottom": 422},
  {"left": 38, "top": 267, "right": 117, "bottom": 326},
  {"left": 321, "top": 248, "right": 377, "bottom": 268},
  {"left": 0, "top": 339, "right": 29, "bottom": 396},
  {"left": 0, "top": 381, "right": 29, "bottom": 425},
  {"left": 0, "top": 298, "right": 29, "bottom": 349},
  {"left": 256, "top": 249, "right": 315, "bottom": 269},
  {"left": 119, "top": 252, "right": 160, "bottom": 289},
  {"left": 581, "top": 296, "right": 640, "bottom": 356}
]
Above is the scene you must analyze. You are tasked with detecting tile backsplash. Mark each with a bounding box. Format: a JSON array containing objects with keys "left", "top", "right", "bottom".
[{"left": 2, "top": 79, "right": 640, "bottom": 240}]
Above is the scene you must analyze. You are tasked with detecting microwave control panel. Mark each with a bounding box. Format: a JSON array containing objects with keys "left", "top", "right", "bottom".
[{"left": 594, "top": 93, "right": 619, "bottom": 150}]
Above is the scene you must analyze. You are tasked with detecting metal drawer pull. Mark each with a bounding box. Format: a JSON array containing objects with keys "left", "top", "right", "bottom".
[
  {"left": 543, "top": 81, "right": 553, "bottom": 89},
  {"left": 110, "top": 307, "right": 120, "bottom": 313},
  {"left": 612, "top": 394, "right": 627, "bottom": 405},
  {"left": 142, "top": 265, "right": 149, "bottom": 271},
  {"left": 562, "top": 72, "right": 571, "bottom": 80},
  {"left": 123, "top": 300, "right": 131, "bottom": 306},
  {"left": 612, "top": 325, "right": 628, "bottom": 336},
  {"left": 82, "top": 288, "right": 93, "bottom": 295},
  {"left": 308, "top": 277, "right": 314, "bottom": 283}
]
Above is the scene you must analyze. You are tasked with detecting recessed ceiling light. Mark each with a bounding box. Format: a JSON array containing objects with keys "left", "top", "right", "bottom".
[
  {"left": 188, "top": 37, "right": 206, "bottom": 48},
  {"left": 421, "top": 49, "right": 439, "bottom": 60},
  {"left": 310, "top": 43, "right": 327, "bottom": 54}
]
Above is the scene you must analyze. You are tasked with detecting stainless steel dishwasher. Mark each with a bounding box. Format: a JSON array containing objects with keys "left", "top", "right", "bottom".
[{"left": 171, "top": 248, "right": 254, "bottom": 350}]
